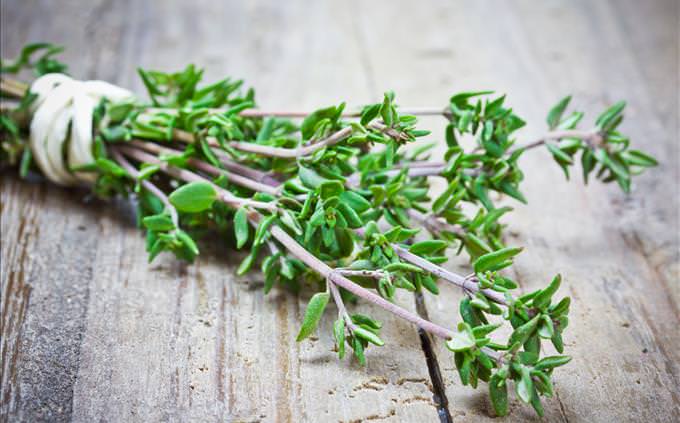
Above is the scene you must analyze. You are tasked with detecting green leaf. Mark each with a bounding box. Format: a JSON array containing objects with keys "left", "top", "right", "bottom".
[
  {"left": 334, "top": 318, "right": 346, "bottom": 359},
  {"left": 299, "top": 166, "right": 329, "bottom": 189},
  {"left": 176, "top": 230, "right": 199, "bottom": 257},
  {"left": 622, "top": 150, "right": 658, "bottom": 167},
  {"left": 470, "top": 295, "right": 490, "bottom": 311},
  {"left": 499, "top": 181, "right": 527, "bottom": 204},
  {"left": 137, "top": 164, "right": 160, "bottom": 181},
  {"left": 472, "top": 323, "right": 502, "bottom": 338},
  {"left": 473, "top": 247, "right": 523, "bottom": 273},
  {"left": 509, "top": 315, "right": 540, "bottom": 346},
  {"left": 532, "top": 274, "right": 561, "bottom": 310},
  {"left": 516, "top": 366, "right": 533, "bottom": 403},
  {"left": 594, "top": 149, "right": 629, "bottom": 181},
  {"left": 473, "top": 176, "right": 494, "bottom": 210},
  {"left": 319, "top": 180, "right": 344, "bottom": 200},
  {"left": 296, "top": 292, "right": 330, "bottom": 341},
  {"left": 489, "top": 373, "right": 509, "bottom": 416},
  {"left": 353, "top": 326, "right": 384, "bottom": 346},
  {"left": 546, "top": 142, "right": 573, "bottom": 164},
  {"left": 532, "top": 370, "right": 554, "bottom": 397},
  {"left": 546, "top": 96, "right": 572, "bottom": 129},
  {"left": 450, "top": 90, "right": 494, "bottom": 106},
  {"left": 383, "top": 262, "right": 422, "bottom": 273},
  {"left": 142, "top": 214, "right": 175, "bottom": 231},
  {"left": 457, "top": 352, "right": 473, "bottom": 385},
  {"left": 538, "top": 315, "right": 555, "bottom": 339},
  {"left": 595, "top": 101, "right": 626, "bottom": 131},
  {"left": 337, "top": 202, "right": 363, "bottom": 228},
  {"left": 433, "top": 180, "right": 459, "bottom": 213},
  {"left": 351, "top": 314, "right": 383, "bottom": 329},
  {"left": 409, "top": 240, "right": 448, "bottom": 255},
  {"left": 234, "top": 207, "right": 249, "bottom": 249},
  {"left": 279, "top": 209, "right": 303, "bottom": 236},
  {"left": 445, "top": 329, "right": 476, "bottom": 352},
  {"left": 340, "top": 191, "right": 371, "bottom": 213},
  {"left": 19, "top": 148, "right": 32, "bottom": 178},
  {"left": 549, "top": 297, "right": 571, "bottom": 316},
  {"left": 237, "top": 250, "right": 256, "bottom": 275},
  {"left": 1, "top": 42, "right": 68, "bottom": 75},
  {"left": 380, "top": 92, "right": 395, "bottom": 126},
  {"left": 534, "top": 355, "right": 572, "bottom": 371},
  {"left": 530, "top": 386, "right": 544, "bottom": 417},
  {"left": 96, "top": 158, "right": 128, "bottom": 177},
  {"left": 551, "top": 330, "right": 564, "bottom": 353},
  {"left": 301, "top": 104, "right": 343, "bottom": 139},
  {"left": 360, "top": 103, "right": 381, "bottom": 125},
  {"left": 169, "top": 182, "right": 217, "bottom": 213},
  {"left": 253, "top": 214, "right": 276, "bottom": 246},
  {"left": 257, "top": 118, "right": 276, "bottom": 141},
  {"left": 352, "top": 337, "right": 366, "bottom": 365},
  {"left": 581, "top": 148, "right": 595, "bottom": 184}
]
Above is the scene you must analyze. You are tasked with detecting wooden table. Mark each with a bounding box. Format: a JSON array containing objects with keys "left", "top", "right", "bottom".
[{"left": 1, "top": 1, "right": 678, "bottom": 421}]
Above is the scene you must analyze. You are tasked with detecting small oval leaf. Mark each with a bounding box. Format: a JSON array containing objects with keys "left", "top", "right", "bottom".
[
  {"left": 296, "top": 292, "right": 330, "bottom": 341},
  {"left": 169, "top": 181, "right": 217, "bottom": 213}
]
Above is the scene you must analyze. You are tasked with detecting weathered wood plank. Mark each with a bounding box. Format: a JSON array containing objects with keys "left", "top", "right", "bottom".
[{"left": 421, "top": 1, "right": 679, "bottom": 421}]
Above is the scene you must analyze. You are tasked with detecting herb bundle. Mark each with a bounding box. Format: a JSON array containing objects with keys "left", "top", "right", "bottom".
[{"left": 0, "top": 43, "right": 658, "bottom": 417}]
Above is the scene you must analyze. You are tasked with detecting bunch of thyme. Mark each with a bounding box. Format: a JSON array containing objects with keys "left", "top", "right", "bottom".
[{"left": 0, "top": 44, "right": 657, "bottom": 417}]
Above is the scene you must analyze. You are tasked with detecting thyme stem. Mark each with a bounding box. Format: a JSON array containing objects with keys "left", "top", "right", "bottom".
[
  {"left": 173, "top": 120, "right": 407, "bottom": 159},
  {"left": 115, "top": 145, "right": 277, "bottom": 211},
  {"left": 110, "top": 148, "right": 179, "bottom": 227},
  {"left": 148, "top": 106, "right": 451, "bottom": 118},
  {"left": 392, "top": 244, "right": 509, "bottom": 306},
  {"left": 269, "top": 223, "right": 457, "bottom": 339},
  {"left": 328, "top": 279, "right": 356, "bottom": 331},
  {"left": 128, "top": 140, "right": 281, "bottom": 195}
]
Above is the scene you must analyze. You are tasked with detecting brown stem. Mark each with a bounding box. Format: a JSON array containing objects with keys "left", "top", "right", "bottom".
[
  {"left": 228, "top": 125, "right": 353, "bottom": 158},
  {"left": 268, "top": 224, "right": 456, "bottom": 339},
  {"left": 173, "top": 121, "right": 407, "bottom": 159},
  {"left": 148, "top": 106, "right": 451, "bottom": 119},
  {"left": 392, "top": 244, "right": 509, "bottom": 306},
  {"left": 172, "top": 126, "right": 353, "bottom": 159},
  {"left": 328, "top": 280, "right": 357, "bottom": 331},
  {"left": 110, "top": 148, "right": 180, "bottom": 226},
  {"left": 128, "top": 140, "right": 280, "bottom": 195},
  {"left": 115, "top": 145, "right": 277, "bottom": 211},
  {"left": 147, "top": 134, "right": 282, "bottom": 185},
  {"left": 347, "top": 128, "right": 604, "bottom": 182},
  {"left": 333, "top": 269, "right": 390, "bottom": 280},
  {"left": 507, "top": 129, "right": 601, "bottom": 155}
]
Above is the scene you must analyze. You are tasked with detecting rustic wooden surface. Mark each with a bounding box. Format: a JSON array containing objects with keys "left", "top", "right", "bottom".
[{"left": 1, "top": 0, "right": 679, "bottom": 422}]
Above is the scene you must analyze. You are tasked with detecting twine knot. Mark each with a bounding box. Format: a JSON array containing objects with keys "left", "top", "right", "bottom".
[{"left": 29, "top": 73, "right": 133, "bottom": 185}]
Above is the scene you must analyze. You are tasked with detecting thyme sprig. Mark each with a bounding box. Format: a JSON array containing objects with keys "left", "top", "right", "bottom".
[{"left": 0, "top": 43, "right": 657, "bottom": 417}]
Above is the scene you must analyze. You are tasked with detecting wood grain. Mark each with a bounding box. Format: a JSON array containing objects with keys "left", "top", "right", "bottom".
[{"left": 1, "top": 0, "right": 678, "bottom": 422}]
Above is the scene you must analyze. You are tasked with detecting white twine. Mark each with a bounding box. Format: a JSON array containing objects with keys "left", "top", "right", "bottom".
[{"left": 29, "top": 73, "right": 134, "bottom": 185}]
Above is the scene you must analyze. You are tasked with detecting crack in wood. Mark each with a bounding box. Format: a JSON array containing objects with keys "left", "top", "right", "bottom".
[{"left": 413, "top": 291, "right": 453, "bottom": 423}]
